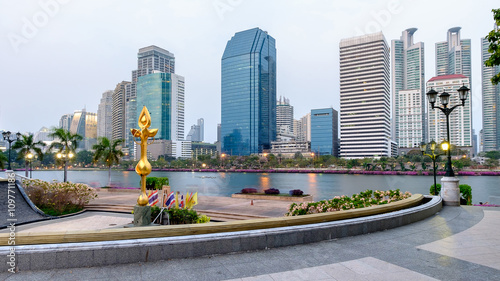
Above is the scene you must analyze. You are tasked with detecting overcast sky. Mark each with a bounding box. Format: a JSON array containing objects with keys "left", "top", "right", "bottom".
[{"left": 0, "top": 0, "right": 498, "bottom": 143}]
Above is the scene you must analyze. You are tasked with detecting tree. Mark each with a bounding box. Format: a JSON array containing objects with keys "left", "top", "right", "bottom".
[
  {"left": 0, "top": 153, "right": 7, "bottom": 169},
  {"left": 48, "top": 128, "right": 83, "bottom": 182},
  {"left": 12, "top": 133, "right": 46, "bottom": 177},
  {"left": 485, "top": 150, "right": 500, "bottom": 160},
  {"left": 92, "top": 137, "right": 124, "bottom": 185},
  {"left": 76, "top": 150, "right": 94, "bottom": 166},
  {"left": 484, "top": 9, "right": 500, "bottom": 85}
]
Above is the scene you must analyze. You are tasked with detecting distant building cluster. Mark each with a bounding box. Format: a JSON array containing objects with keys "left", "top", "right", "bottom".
[{"left": 26, "top": 24, "right": 498, "bottom": 160}]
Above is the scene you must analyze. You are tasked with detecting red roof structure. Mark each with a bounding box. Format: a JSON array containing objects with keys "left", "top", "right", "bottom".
[{"left": 428, "top": 74, "right": 467, "bottom": 82}]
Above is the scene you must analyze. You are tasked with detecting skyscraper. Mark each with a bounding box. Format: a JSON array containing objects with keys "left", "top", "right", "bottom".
[
  {"left": 69, "top": 108, "right": 97, "bottom": 150},
  {"left": 59, "top": 113, "right": 72, "bottom": 131},
  {"left": 186, "top": 118, "right": 204, "bottom": 142},
  {"left": 427, "top": 75, "right": 472, "bottom": 147},
  {"left": 276, "top": 96, "right": 294, "bottom": 140},
  {"left": 435, "top": 28, "right": 472, "bottom": 88},
  {"left": 97, "top": 90, "right": 113, "bottom": 140},
  {"left": 125, "top": 46, "right": 176, "bottom": 156},
  {"left": 481, "top": 32, "right": 500, "bottom": 152},
  {"left": 136, "top": 72, "right": 185, "bottom": 141},
  {"left": 391, "top": 28, "right": 425, "bottom": 149},
  {"left": 221, "top": 28, "right": 277, "bottom": 155},
  {"left": 339, "top": 32, "right": 391, "bottom": 158},
  {"left": 311, "top": 108, "right": 339, "bottom": 157},
  {"left": 112, "top": 81, "right": 130, "bottom": 141}
]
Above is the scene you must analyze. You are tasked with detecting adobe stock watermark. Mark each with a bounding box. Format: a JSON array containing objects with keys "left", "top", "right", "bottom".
[
  {"left": 212, "top": 0, "right": 244, "bottom": 20},
  {"left": 6, "top": 172, "right": 17, "bottom": 274},
  {"left": 354, "top": 0, "right": 403, "bottom": 36},
  {"left": 7, "top": 0, "right": 71, "bottom": 54}
]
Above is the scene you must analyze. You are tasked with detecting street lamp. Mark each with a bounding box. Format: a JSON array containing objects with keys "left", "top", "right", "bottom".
[
  {"left": 57, "top": 152, "right": 74, "bottom": 182},
  {"left": 2, "top": 131, "right": 21, "bottom": 170},
  {"left": 420, "top": 140, "right": 444, "bottom": 195},
  {"left": 220, "top": 153, "right": 226, "bottom": 169},
  {"left": 25, "top": 152, "right": 34, "bottom": 178},
  {"left": 426, "top": 85, "right": 469, "bottom": 177}
]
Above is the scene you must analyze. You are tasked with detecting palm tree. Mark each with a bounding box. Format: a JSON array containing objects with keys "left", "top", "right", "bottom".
[
  {"left": 93, "top": 137, "right": 124, "bottom": 185},
  {"left": 0, "top": 153, "right": 7, "bottom": 170},
  {"left": 12, "top": 133, "right": 46, "bottom": 177},
  {"left": 48, "top": 128, "right": 83, "bottom": 182}
]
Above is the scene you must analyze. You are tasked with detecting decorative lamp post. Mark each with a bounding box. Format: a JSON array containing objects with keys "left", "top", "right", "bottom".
[
  {"left": 426, "top": 85, "right": 469, "bottom": 205},
  {"left": 2, "top": 131, "right": 21, "bottom": 170},
  {"left": 25, "top": 152, "right": 34, "bottom": 178},
  {"left": 420, "top": 140, "right": 444, "bottom": 195},
  {"left": 57, "top": 152, "right": 74, "bottom": 182},
  {"left": 220, "top": 153, "right": 226, "bottom": 169}
]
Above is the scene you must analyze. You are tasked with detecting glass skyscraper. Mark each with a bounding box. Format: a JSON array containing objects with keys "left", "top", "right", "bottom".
[
  {"left": 481, "top": 34, "right": 500, "bottom": 152},
  {"left": 311, "top": 108, "right": 339, "bottom": 157},
  {"left": 136, "top": 72, "right": 185, "bottom": 141},
  {"left": 221, "top": 28, "right": 277, "bottom": 155}
]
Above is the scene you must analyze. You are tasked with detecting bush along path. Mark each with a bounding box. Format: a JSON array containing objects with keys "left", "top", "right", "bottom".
[{"left": 285, "top": 189, "right": 412, "bottom": 216}]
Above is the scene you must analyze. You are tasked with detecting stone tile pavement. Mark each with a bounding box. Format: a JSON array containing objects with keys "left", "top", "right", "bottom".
[{"left": 1, "top": 206, "right": 500, "bottom": 280}]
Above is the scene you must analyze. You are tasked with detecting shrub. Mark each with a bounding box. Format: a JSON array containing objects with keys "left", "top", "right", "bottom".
[
  {"left": 264, "top": 188, "right": 280, "bottom": 195},
  {"left": 197, "top": 214, "right": 211, "bottom": 223},
  {"left": 144, "top": 177, "right": 169, "bottom": 190},
  {"left": 241, "top": 188, "right": 258, "bottom": 194},
  {"left": 459, "top": 184, "right": 472, "bottom": 205},
  {"left": 285, "top": 189, "right": 412, "bottom": 216},
  {"left": 22, "top": 179, "right": 98, "bottom": 216},
  {"left": 430, "top": 184, "right": 441, "bottom": 195},
  {"left": 289, "top": 189, "right": 304, "bottom": 196}
]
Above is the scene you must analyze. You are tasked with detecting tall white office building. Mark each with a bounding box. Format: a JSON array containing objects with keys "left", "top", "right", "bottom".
[
  {"left": 276, "top": 96, "right": 294, "bottom": 137},
  {"left": 97, "top": 90, "right": 113, "bottom": 140},
  {"left": 427, "top": 75, "right": 472, "bottom": 146},
  {"left": 391, "top": 28, "right": 425, "bottom": 149},
  {"left": 339, "top": 32, "right": 391, "bottom": 158},
  {"left": 481, "top": 31, "right": 500, "bottom": 152}
]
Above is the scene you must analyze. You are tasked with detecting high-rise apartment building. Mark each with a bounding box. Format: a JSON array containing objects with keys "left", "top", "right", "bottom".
[
  {"left": 125, "top": 46, "right": 176, "bottom": 156},
  {"left": 391, "top": 28, "right": 425, "bottom": 149},
  {"left": 427, "top": 75, "right": 472, "bottom": 146},
  {"left": 276, "top": 96, "right": 294, "bottom": 139},
  {"left": 221, "top": 28, "right": 277, "bottom": 155},
  {"left": 112, "top": 81, "right": 130, "bottom": 142},
  {"left": 294, "top": 113, "right": 311, "bottom": 143},
  {"left": 436, "top": 27, "right": 471, "bottom": 80},
  {"left": 186, "top": 118, "right": 204, "bottom": 142},
  {"left": 339, "top": 32, "right": 391, "bottom": 158},
  {"left": 136, "top": 72, "right": 185, "bottom": 141},
  {"left": 97, "top": 90, "right": 113, "bottom": 140},
  {"left": 481, "top": 33, "right": 500, "bottom": 151},
  {"left": 311, "top": 108, "right": 339, "bottom": 156}
]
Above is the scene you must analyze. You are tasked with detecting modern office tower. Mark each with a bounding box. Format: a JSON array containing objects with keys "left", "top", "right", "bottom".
[
  {"left": 69, "top": 108, "right": 97, "bottom": 150},
  {"left": 125, "top": 46, "right": 176, "bottom": 156},
  {"left": 481, "top": 34, "right": 500, "bottom": 151},
  {"left": 97, "top": 90, "right": 113, "bottom": 140},
  {"left": 112, "top": 81, "right": 130, "bottom": 142},
  {"left": 427, "top": 74, "right": 472, "bottom": 146},
  {"left": 391, "top": 28, "right": 425, "bottom": 148},
  {"left": 136, "top": 72, "right": 185, "bottom": 141},
  {"left": 339, "top": 32, "right": 391, "bottom": 158},
  {"left": 221, "top": 28, "right": 277, "bottom": 155},
  {"left": 294, "top": 113, "right": 311, "bottom": 143},
  {"left": 34, "top": 127, "right": 53, "bottom": 145},
  {"left": 311, "top": 108, "right": 339, "bottom": 157},
  {"left": 216, "top": 123, "right": 221, "bottom": 153},
  {"left": 59, "top": 114, "right": 73, "bottom": 131},
  {"left": 186, "top": 118, "right": 204, "bottom": 142},
  {"left": 276, "top": 96, "right": 294, "bottom": 138}
]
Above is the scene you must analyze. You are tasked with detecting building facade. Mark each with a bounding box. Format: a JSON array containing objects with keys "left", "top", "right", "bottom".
[
  {"left": 481, "top": 35, "right": 500, "bottom": 151},
  {"left": 112, "top": 81, "right": 130, "bottom": 142},
  {"left": 339, "top": 32, "right": 391, "bottom": 158},
  {"left": 136, "top": 72, "right": 185, "bottom": 141},
  {"left": 427, "top": 74, "right": 472, "bottom": 147},
  {"left": 125, "top": 46, "right": 176, "bottom": 157},
  {"left": 69, "top": 108, "right": 97, "bottom": 150},
  {"left": 97, "top": 90, "right": 113, "bottom": 140},
  {"left": 276, "top": 96, "right": 294, "bottom": 140},
  {"left": 311, "top": 108, "right": 339, "bottom": 157},
  {"left": 391, "top": 28, "right": 425, "bottom": 149},
  {"left": 186, "top": 118, "right": 204, "bottom": 142},
  {"left": 221, "top": 28, "right": 277, "bottom": 156},
  {"left": 59, "top": 114, "right": 73, "bottom": 131}
]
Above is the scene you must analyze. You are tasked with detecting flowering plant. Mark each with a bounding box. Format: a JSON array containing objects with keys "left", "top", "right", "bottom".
[{"left": 285, "top": 189, "right": 412, "bottom": 216}]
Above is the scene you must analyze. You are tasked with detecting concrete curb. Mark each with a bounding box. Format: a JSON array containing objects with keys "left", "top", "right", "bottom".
[{"left": 0, "top": 196, "right": 442, "bottom": 271}]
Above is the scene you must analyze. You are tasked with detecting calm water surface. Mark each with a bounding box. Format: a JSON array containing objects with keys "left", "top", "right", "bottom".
[{"left": 22, "top": 170, "right": 500, "bottom": 204}]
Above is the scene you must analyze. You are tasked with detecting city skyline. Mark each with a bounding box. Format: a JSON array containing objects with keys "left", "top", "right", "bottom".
[{"left": 1, "top": 1, "right": 498, "bottom": 143}]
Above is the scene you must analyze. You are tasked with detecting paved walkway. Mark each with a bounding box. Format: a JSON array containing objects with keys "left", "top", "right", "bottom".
[{"left": 1, "top": 206, "right": 499, "bottom": 280}]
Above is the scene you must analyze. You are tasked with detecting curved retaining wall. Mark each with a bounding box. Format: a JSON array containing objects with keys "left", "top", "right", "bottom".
[{"left": 0, "top": 195, "right": 442, "bottom": 271}]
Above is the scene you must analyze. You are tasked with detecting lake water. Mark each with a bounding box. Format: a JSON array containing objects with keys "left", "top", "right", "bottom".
[{"left": 20, "top": 170, "right": 500, "bottom": 204}]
